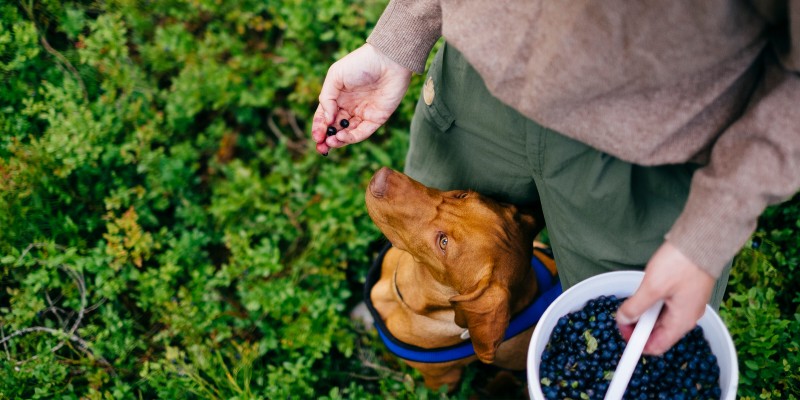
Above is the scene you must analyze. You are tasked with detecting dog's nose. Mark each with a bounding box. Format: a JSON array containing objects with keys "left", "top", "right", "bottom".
[{"left": 369, "top": 167, "right": 393, "bottom": 198}]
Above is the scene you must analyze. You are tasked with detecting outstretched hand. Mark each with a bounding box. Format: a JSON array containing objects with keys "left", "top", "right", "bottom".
[
  {"left": 616, "top": 241, "right": 716, "bottom": 355},
  {"left": 311, "top": 43, "right": 412, "bottom": 155}
]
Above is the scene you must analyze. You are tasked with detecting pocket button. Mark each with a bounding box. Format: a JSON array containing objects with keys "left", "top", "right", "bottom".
[{"left": 423, "top": 77, "right": 435, "bottom": 106}]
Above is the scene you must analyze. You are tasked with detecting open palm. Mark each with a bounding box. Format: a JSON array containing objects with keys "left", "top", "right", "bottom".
[{"left": 311, "top": 44, "right": 412, "bottom": 155}]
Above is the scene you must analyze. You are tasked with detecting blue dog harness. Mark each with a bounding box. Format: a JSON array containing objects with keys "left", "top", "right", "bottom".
[{"left": 363, "top": 244, "right": 562, "bottom": 363}]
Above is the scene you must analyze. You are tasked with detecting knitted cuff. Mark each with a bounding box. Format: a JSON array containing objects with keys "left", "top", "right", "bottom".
[
  {"left": 665, "top": 183, "right": 757, "bottom": 278},
  {"left": 366, "top": 1, "right": 441, "bottom": 73}
]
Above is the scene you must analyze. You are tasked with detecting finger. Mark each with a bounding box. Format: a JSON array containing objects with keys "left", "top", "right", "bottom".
[
  {"left": 334, "top": 120, "right": 382, "bottom": 145},
  {"left": 617, "top": 322, "right": 634, "bottom": 342},
  {"left": 311, "top": 104, "right": 330, "bottom": 145},
  {"left": 616, "top": 277, "right": 664, "bottom": 342},
  {"left": 643, "top": 304, "right": 700, "bottom": 355},
  {"left": 325, "top": 136, "right": 345, "bottom": 149},
  {"left": 312, "top": 104, "right": 332, "bottom": 155},
  {"left": 617, "top": 276, "right": 663, "bottom": 325},
  {"left": 318, "top": 66, "right": 343, "bottom": 125},
  {"left": 316, "top": 141, "right": 330, "bottom": 156}
]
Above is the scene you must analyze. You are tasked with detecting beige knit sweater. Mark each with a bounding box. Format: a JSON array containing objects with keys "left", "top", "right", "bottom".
[{"left": 367, "top": 0, "right": 800, "bottom": 278}]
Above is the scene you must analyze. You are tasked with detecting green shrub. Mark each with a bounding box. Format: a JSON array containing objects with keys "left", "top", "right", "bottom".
[
  {"left": 1, "top": 1, "right": 414, "bottom": 398},
  {"left": 0, "top": 1, "right": 798, "bottom": 399},
  {"left": 722, "top": 196, "right": 800, "bottom": 399}
]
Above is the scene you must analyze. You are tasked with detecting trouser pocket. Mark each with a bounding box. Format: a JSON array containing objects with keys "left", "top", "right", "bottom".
[{"left": 405, "top": 43, "right": 539, "bottom": 205}]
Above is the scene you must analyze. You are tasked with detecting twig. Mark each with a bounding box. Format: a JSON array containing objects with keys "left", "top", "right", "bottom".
[
  {"left": 16, "top": 243, "right": 39, "bottom": 264},
  {"left": 61, "top": 264, "right": 87, "bottom": 340},
  {"left": 19, "top": 0, "right": 89, "bottom": 102},
  {"left": 84, "top": 298, "right": 107, "bottom": 313},
  {"left": 0, "top": 325, "right": 10, "bottom": 360},
  {"left": 348, "top": 372, "right": 381, "bottom": 381},
  {"left": 267, "top": 110, "right": 306, "bottom": 153},
  {"left": 45, "top": 291, "right": 66, "bottom": 327},
  {"left": 20, "top": 331, "right": 111, "bottom": 373},
  {"left": 360, "top": 358, "right": 407, "bottom": 382},
  {"left": 285, "top": 109, "right": 307, "bottom": 141},
  {"left": 266, "top": 110, "right": 288, "bottom": 141},
  {"left": 1, "top": 327, "right": 80, "bottom": 351},
  {"left": 16, "top": 242, "right": 66, "bottom": 264},
  {"left": 2, "top": 326, "right": 114, "bottom": 373},
  {"left": 38, "top": 264, "right": 88, "bottom": 356},
  {"left": 2, "top": 243, "right": 114, "bottom": 374},
  {"left": 357, "top": 346, "right": 406, "bottom": 382}
]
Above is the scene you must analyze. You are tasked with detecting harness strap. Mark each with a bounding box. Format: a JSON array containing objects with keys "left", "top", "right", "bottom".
[{"left": 363, "top": 244, "right": 562, "bottom": 364}]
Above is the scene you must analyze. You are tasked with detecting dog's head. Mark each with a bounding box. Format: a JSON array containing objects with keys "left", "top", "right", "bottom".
[{"left": 365, "top": 167, "right": 543, "bottom": 363}]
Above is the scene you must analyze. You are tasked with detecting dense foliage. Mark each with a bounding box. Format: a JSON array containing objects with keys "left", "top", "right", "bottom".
[{"left": 0, "top": 1, "right": 797, "bottom": 398}]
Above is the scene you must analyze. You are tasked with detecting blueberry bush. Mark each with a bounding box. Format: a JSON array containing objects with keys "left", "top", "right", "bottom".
[{"left": 0, "top": 1, "right": 797, "bottom": 399}]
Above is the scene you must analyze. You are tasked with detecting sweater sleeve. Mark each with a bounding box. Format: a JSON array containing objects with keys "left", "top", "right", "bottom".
[
  {"left": 366, "top": 0, "right": 442, "bottom": 73},
  {"left": 666, "top": 41, "right": 800, "bottom": 278}
]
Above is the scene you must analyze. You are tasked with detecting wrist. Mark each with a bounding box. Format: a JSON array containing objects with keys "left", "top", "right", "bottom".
[
  {"left": 364, "top": 43, "right": 414, "bottom": 76},
  {"left": 366, "top": 0, "right": 441, "bottom": 74}
]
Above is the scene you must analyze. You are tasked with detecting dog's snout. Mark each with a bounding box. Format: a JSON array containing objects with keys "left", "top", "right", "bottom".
[{"left": 369, "top": 167, "right": 393, "bottom": 198}]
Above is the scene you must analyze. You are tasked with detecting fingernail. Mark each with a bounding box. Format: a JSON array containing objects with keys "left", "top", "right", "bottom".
[{"left": 616, "top": 312, "right": 636, "bottom": 325}]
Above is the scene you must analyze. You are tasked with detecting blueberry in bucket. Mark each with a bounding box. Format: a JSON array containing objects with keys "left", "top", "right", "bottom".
[{"left": 539, "top": 295, "right": 721, "bottom": 399}]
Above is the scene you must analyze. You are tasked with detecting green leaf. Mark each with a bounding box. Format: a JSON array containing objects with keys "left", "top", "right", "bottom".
[
  {"left": 584, "top": 329, "right": 598, "bottom": 354},
  {"left": 745, "top": 360, "right": 761, "bottom": 370}
]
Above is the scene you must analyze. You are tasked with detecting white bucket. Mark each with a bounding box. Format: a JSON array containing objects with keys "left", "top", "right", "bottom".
[{"left": 527, "top": 271, "right": 738, "bottom": 399}]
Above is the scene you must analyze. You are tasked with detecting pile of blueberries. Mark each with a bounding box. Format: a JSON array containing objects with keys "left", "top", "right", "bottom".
[{"left": 539, "top": 295, "right": 722, "bottom": 399}]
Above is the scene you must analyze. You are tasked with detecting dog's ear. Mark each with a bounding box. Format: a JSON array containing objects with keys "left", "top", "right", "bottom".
[
  {"left": 515, "top": 203, "right": 544, "bottom": 235},
  {"left": 449, "top": 276, "right": 511, "bottom": 364}
]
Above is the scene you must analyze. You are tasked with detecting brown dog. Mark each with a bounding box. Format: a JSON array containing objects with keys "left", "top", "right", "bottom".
[{"left": 363, "top": 167, "right": 558, "bottom": 391}]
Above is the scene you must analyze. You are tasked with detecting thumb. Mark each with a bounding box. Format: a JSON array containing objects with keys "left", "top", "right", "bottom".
[
  {"left": 318, "top": 69, "right": 343, "bottom": 125},
  {"left": 616, "top": 279, "right": 662, "bottom": 338},
  {"left": 333, "top": 120, "right": 382, "bottom": 145}
]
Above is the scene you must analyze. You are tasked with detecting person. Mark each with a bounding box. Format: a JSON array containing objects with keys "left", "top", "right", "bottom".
[{"left": 311, "top": 1, "right": 800, "bottom": 356}]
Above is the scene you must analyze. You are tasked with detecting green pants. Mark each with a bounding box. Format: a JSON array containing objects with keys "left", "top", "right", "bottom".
[{"left": 405, "top": 43, "right": 731, "bottom": 309}]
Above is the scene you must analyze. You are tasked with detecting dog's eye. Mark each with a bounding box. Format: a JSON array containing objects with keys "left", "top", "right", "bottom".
[
  {"left": 455, "top": 192, "right": 469, "bottom": 199},
  {"left": 438, "top": 234, "right": 448, "bottom": 251}
]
